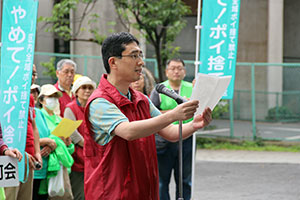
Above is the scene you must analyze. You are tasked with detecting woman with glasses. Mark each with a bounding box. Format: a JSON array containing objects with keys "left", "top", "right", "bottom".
[{"left": 64, "top": 76, "right": 96, "bottom": 200}]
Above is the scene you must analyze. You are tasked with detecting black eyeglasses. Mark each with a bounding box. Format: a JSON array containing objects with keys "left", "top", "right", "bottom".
[{"left": 118, "top": 52, "right": 144, "bottom": 60}]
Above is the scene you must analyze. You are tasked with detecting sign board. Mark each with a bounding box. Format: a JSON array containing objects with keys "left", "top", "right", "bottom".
[
  {"left": 0, "top": 156, "right": 19, "bottom": 187},
  {"left": 199, "top": 0, "right": 240, "bottom": 99}
]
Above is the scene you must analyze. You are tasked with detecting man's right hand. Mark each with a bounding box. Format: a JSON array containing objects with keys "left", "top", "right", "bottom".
[{"left": 170, "top": 100, "right": 199, "bottom": 122}]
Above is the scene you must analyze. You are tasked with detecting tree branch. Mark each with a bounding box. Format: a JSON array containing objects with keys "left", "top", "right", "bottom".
[{"left": 73, "top": 1, "right": 94, "bottom": 36}]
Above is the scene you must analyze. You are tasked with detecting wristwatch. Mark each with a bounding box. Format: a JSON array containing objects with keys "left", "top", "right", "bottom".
[{"left": 2, "top": 148, "right": 9, "bottom": 155}]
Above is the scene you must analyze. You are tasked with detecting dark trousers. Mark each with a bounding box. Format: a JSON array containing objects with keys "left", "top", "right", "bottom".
[
  {"left": 32, "top": 179, "right": 48, "bottom": 200},
  {"left": 70, "top": 171, "right": 85, "bottom": 200},
  {"left": 156, "top": 136, "right": 192, "bottom": 200}
]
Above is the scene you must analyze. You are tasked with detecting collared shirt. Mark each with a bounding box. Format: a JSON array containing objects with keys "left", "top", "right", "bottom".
[
  {"left": 58, "top": 82, "right": 73, "bottom": 98},
  {"left": 54, "top": 81, "right": 75, "bottom": 117},
  {"left": 89, "top": 91, "right": 161, "bottom": 146}
]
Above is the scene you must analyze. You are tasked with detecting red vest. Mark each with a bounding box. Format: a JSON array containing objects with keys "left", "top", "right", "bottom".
[
  {"left": 54, "top": 82, "right": 75, "bottom": 117},
  {"left": 84, "top": 74, "right": 159, "bottom": 200},
  {"left": 66, "top": 99, "right": 86, "bottom": 172}
]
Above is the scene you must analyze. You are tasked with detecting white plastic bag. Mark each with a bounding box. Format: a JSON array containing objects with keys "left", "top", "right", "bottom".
[{"left": 48, "top": 164, "right": 65, "bottom": 197}]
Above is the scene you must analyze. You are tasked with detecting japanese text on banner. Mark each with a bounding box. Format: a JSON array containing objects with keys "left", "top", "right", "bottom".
[
  {"left": 199, "top": 0, "right": 240, "bottom": 99},
  {"left": 0, "top": 0, "right": 39, "bottom": 182}
]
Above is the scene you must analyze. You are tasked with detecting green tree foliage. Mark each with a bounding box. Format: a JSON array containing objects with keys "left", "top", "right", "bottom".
[
  {"left": 113, "top": 0, "right": 191, "bottom": 82},
  {"left": 38, "top": 0, "right": 106, "bottom": 45},
  {"left": 212, "top": 100, "right": 229, "bottom": 119},
  {"left": 266, "top": 106, "right": 293, "bottom": 121},
  {"left": 40, "top": 57, "right": 56, "bottom": 80},
  {"left": 39, "top": 0, "right": 191, "bottom": 82}
]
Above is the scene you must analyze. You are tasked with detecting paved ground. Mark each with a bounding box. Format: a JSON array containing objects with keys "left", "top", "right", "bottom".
[
  {"left": 197, "top": 119, "right": 300, "bottom": 141},
  {"left": 169, "top": 149, "right": 300, "bottom": 200}
]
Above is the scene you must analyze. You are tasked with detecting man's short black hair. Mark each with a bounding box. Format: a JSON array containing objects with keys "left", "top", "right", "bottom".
[
  {"left": 166, "top": 58, "right": 185, "bottom": 67},
  {"left": 101, "top": 32, "right": 139, "bottom": 73}
]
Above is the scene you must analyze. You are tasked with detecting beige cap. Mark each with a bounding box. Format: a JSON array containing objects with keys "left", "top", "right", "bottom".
[
  {"left": 71, "top": 76, "right": 96, "bottom": 94},
  {"left": 30, "top": 84, "right": 41, "bottom": 93},
  {"left": 38, "top": 84, "right": 62, "bottom": 98}
]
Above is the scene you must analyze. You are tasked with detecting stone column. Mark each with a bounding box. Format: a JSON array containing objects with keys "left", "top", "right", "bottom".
[{"left": 267, "top": 0, "right": 284, "bottom": 108}]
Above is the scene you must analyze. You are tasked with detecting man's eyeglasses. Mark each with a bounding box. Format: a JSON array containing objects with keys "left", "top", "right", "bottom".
[
  {"left": 118, "top": 52, "right": 144, "bottom": 60},
  {"left": 32, "top": 72, "right": 38, "bottom": 77}
]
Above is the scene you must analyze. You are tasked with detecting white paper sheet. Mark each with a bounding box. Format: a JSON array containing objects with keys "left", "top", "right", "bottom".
[{"left": 191, "top": 73, "right": 232, "bottom": 116}]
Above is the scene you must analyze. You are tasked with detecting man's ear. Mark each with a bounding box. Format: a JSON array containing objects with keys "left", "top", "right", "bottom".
[
  {"left": 165, "top": 68, "right": 169, "bottom": 77},
  {"left": 56, "top": 70, "right": 60, "bottom": 78},
  {"left": 108, "top": 57, "right": 118, "bottom": 71}
]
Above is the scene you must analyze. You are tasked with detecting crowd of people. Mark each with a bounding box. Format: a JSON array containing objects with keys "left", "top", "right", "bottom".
[{"left": 1, "top": 32, "right": 212, "bottom": 200}]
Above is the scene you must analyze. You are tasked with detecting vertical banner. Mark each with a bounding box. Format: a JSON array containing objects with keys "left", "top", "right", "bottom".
[
  {"left": 0, "top": 0, "right": 39, "bottom": 182},
  {"left": 199, "top": 0, "right": 240, "bottom": 99}
]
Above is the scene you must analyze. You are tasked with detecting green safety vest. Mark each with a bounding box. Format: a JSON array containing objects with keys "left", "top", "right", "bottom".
[{"left": 159, "top": 80, "right": 193, "bottom": 124}]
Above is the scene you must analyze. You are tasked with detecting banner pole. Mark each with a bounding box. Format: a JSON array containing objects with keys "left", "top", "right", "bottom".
[
  {"left": 178, "top": 120, "right": 184, "bottom": 200},
  {"left": 191, "top": 0, "right": 202, "bottom": 199}
]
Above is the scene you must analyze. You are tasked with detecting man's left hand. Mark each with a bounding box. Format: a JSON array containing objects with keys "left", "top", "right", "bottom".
[{"left": 192, "top": 107, "right": 212, "bottom": 130}]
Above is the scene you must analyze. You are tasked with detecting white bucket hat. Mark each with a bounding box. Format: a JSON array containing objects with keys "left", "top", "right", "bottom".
[
  {"left": 71, "top": 76, "right": 96, "bottom": 94},
  {"left": 31, "top": 84, "right": 41, "bottom": 93},
  {"left": 38, "top": 84, "right": 62, "bottom": 98}
]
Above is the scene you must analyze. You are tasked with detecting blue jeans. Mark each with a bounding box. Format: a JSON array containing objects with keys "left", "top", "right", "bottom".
[{"left": 156, "top": 136, "right": 192, "bottom": 200}]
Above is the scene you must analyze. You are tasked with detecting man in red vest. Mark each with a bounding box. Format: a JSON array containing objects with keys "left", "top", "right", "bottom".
[
  {"left": 54, "top": 59, "right": 76, "bottom": 117},
  {"left": 84, "top": 32, "right": 212, "bottom": 200}
]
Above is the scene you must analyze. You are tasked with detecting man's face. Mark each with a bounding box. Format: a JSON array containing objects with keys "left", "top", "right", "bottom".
[
  {"left": 165, "top": 61, "right": 186, "bottom": 82},
  {"left": 56, "top": 63, "right": 75, "bottom": 88},
  {"left": 32, "top": 64, "right": 37, "bottom": 85},
  {"left": 113, "top": 42, "right": 145, "bottom": 84}
]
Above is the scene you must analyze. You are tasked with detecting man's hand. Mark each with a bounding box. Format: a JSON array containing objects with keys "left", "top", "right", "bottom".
[
  {"left": 4, "top": 148, "right": 23, "bottom": 162},
  {"left": 192, "top": 107, "right": 212, "bottom": 130},
  {"left": 170, "top": 100, "right": 199, "bottom": 122}
]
